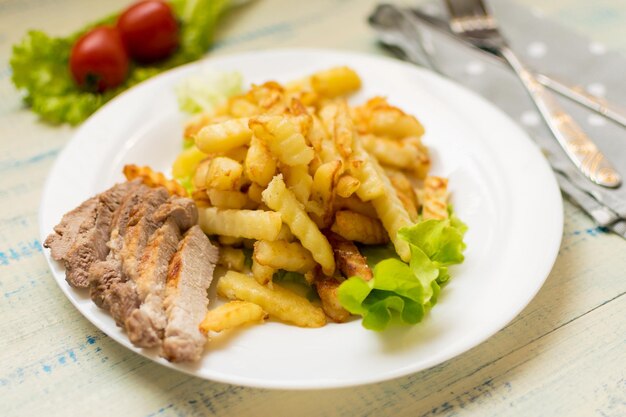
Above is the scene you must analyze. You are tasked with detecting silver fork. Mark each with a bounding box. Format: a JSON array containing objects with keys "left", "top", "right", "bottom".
[{"left": 444, "top": 0, "right": 622, "bottom": 189}]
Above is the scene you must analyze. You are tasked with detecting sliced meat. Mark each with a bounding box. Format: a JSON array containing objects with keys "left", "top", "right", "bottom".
[
  {"left": 324, "top": 231, "right": 373, "bottom": 281},
  {"left": 163, "top": 226, "right": 218, "bottom": 362},
  {"left": 126, "top": 196, "right": 198, "bottom": 348},
  {"left": 89, "top": 184, "right": 153, "bottom": 321},
  {"left": 106, "top": 187, "right": 170, "bottom": 326},
  {"left": 152, "top": 196, "right": 198, "bottom": 231},
  {"left": 126, "top": 218, "right": 182, "bottom": 347},
  {"left": 44, "top": 196, "right": 98, "bottom": 261},
  {"left": 44, "top": 180, "right": 142, "bottom": 288},
  {"left": 119, "top": 187, "right": 170, "bottom": 282}
]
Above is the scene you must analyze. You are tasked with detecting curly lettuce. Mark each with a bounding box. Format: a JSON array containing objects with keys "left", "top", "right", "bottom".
[
  {"left": 10, "top": 0, "right": 231, "bottom": 125},
  {"left": 175, "top": 70, "right": 242, "bottom": 114},
  {"left": 338, "top": 211, "right": 467, "bottom": 331}
]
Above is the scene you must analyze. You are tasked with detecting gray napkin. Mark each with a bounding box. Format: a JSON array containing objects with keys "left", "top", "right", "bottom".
[{"left": 380, "top": 1, "right": 626, "bottom": 211}]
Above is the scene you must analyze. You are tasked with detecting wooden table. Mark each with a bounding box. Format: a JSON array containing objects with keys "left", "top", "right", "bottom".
[{"left": 1, "top": 0, "right": 624, "bottom": 416}]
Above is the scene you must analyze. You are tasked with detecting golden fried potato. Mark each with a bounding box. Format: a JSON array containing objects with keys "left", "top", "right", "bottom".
[
  {"left": 199, "top": 207, "right": 282, "bottom": 241},
  {"left": 199, "top": 301, "right": 267, "bottom": 333},
  {"left": 310, "top": 66, "right": 361, "bottom": 98},
  {"left": 207, "top": 189, "right": 249, "bottom": 209},
  {"left": 171, "top": 146, "right": 209, "bottom": 180},
  {"left": 325, "top": 231, "right": 373, "bottom": 281},
  {"left": 254, "top": 240, "right": 316, "bottom": 273},
  {"left": 246, "top": 182, "right": 265, "bottom": 204},
  {"left": 218, "top": 235, "right": 244, "bottom": 247},
  {"left": 252, "top": 257, "right": 275, "bottom": 286},
  {"left": 245, "top": 136, "right": 276, "bottom": 186},
  {"left": 262, "top": 175, "right": 335, "bottom": 276},
  {"left": 356, "top": 97, "right": 425, "bottom": 138},
  {"left": 123, "top": 165, "right": 187, "bottom": 197},
  {"left": 360, "top": 134, "right": 425, "bottom": 170},
  {"left": 348, "top": 145, "right": 385, "bottom": 201},
  {"left": 217, "top": 247, "right": 246, "bottom": 271},
  {"left": 205, "top": 157, "right": 244, "bottom": 191},
  {"left": 315, "top": 275, "right": 351, "bottom": 323},
  {"left": 196, "top": 118, "right": 252, "bottom": 153},
  {"left": 330, "top": 210, "right": 389, "bottom": 245},
  {"left": 217, "top": 271, "right": 326, "bottom": 327},
  {"left": 370, "top": 159, "right": 413, "bottom": 261},
  {"left": 309, "top": 160, "right": 343, "bottom": 227},
  {"left": 335, "top": 174, "right": 360, "bottom": 198},
  {"left": 283, "top": 164, "right": 313, "bottom": 204},
  {"left": 333, "top": 195, "right": 378, "bottom": 219},
  {"left": 421, "top": 176, "right": 449, "bottom": 220},
  {"left": 249, "top": 115, "right": 314, "bottom": 166}
]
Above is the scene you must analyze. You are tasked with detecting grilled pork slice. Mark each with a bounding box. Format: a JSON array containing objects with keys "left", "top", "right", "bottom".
[
  {"left": 107, "top": 187, "right": 170, "bottom": 326},
  {"left": 44, "top": 180, "right": 142, "bottom": 288},
  {"left": 163, "top": 226, "right": 218, "bottom": 362},
  {"left": 89, "top": 184, "right": 153, "bottom": 322},
  {"left": 325, "top": 231, "right": 373, "bottom": 281},
  {"left": 126, "top": 196, "right": 198, "bottom": 348}
]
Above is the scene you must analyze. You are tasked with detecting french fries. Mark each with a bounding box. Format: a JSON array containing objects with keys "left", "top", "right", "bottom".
[
  {"left": 199, "top": 207, "right": 282, "bottom": 241},
  {"left": 254, "top": 240, "right": 316, "bottom": 273},
  {"left": 251, "top": 257, "right": 275, "bottom": 286},
  {"left": 207, "top": 189, "right": 248, "bottom": 209},
  {"left": 199, "top": 301, "right": 267, "bottom": 333},
  {"left": 217, "top": 247, "right": 246, "bottom": 271},
  {"left": 206, "top": 157, "right": 243, "bottom": 191},
  {"left": 123, "top": 164, "right": 187, "bottom": 197},
  {"left": 262, "top": 175, "right": 335, "bottom": 276},
  {"left": 245, "top": 136, "right": 276, "bottom": 186},
  {"left": 195, "top": 118, "right": 252, "bottom": 153},
  {"left": 217, "top": 271, "right": 326, "bottom": 327},
  {"left": 250, "top": 116, "right": 314, "bottom": 166},
  {"left": 370, "top": 159, "right": 413, "bottom": 262},
  {"left": 172, "top": 66, "right": 455, "bottom": 331},
  {"left": 331, "top": 210, "right": 389, "bottom": 245},
  {"left": 421, "top": 176, "right": 449, "bottom": 220}
]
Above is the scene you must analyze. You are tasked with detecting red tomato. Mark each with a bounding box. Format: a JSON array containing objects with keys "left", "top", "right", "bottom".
[
  {"left": 117, "top": 0, "right": 179, "bottom": 63},
  {"left": 69, "top": 27, "right": 129, "bottom": 92}
]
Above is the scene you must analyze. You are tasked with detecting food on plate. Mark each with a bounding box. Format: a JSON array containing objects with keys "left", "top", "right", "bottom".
[
  {"left": 69, "top": 27, "right": 129, "bottom": 92},
  {"left": 217, "top": 271, "right": 326, "bottom": 328},
  {"left": 45, "top": 179, "right": 218, "bottom": 362},
  {"left": 175, "top": 65, "right": 467, "bottom": 332},
  {"left": 199, "top": 301, "right": 268, "bottom": 333},
  {"left": 123, "top": 164, "right": 187, "bottom": 197},
  {"left": 11, "top": 0, "right": 232, "bottom": 124},
  {"left": 45, "top": 65, "right": 467, "bottom": 363},
  {"left": 117, "top": 0, "right": 179, "bottom": 63},
  {"left": 162, "top": 225, "right": 218, "bottom": 362}
]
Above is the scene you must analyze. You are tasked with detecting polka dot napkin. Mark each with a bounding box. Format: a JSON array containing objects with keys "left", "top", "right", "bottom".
[{"left": 383, "top": 1, "right": 625, "bottom": 199}]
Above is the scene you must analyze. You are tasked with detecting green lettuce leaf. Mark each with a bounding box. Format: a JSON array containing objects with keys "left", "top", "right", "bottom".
[
  {"left": 175, "top": 70, "right": 242, "bottom": 113},
  {"left": 338, "top": 214, "right": 467, "bottom": 331},
  {"left": 10, "top": 0, "right": 231, "bottom": 125}
]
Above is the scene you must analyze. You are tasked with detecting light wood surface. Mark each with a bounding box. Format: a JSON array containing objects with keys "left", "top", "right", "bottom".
[{"left": 0, "top": 0, "right": 624, "bottom": 416}]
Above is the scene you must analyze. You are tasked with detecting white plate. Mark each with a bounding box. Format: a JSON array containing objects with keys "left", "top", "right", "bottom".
[{"left": 39, "top": 49, "right": 563, "bottom": 389}]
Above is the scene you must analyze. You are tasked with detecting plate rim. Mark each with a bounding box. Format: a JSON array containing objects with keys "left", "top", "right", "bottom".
[{"left": 38, "top": 47, "right": 563, "bottom": 389}]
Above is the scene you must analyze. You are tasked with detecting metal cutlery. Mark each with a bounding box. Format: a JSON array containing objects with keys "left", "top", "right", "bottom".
[
  {"left": 369, "top": 3, "right": 626, "bottom": 238},
  {"left": 442, "top": 0, "right": 621, "bottom": 189},
  {"left": 378, "top": 6, "right": 626, "bottom": 130}
]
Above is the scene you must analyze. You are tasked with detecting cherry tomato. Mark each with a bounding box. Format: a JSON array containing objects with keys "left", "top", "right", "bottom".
[
  {"left": 69, "top": 27, "right": 129, "bottom": 93},
  {"left": 117, "top": 0, "right": 179, "bottom": 63}
]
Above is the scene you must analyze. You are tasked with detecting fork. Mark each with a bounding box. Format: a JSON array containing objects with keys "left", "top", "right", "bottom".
[{"left": 444, "top": 0, "right": 622, "bottom": 189}]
